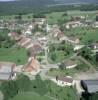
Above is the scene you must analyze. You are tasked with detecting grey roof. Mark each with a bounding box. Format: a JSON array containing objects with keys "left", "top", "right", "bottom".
[
  {"left": 58, "top": 76, "right": 73, "bottom": 83},
  {"left": 0, "top": 73, "right": 11, "bottom": 80},
  {"left": 0, "top": 65, "right": 12, "bottom": 73},
  {"left": 83, "top": 80, "right": 98, "bottom": 93},
  {"left": 0, "top": 62, "right": 15, "bottom": 80},
  {"left": 63, "top": 60, "right": 77, "bottom": 67}
]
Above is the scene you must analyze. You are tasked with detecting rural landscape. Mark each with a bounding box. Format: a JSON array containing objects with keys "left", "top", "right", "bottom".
[{"left": 0, "top": 0, "right": 98, "bottom": 100}]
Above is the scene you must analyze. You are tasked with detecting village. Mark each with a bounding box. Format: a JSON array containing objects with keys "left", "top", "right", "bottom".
[{"left": 0, "top": 10, "right": 98, "bottom": 100}]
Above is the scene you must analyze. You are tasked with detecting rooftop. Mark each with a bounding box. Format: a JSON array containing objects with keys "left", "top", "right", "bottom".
[
  {"left": 23, "top": 57, "right": 40, "bottom": 72},
  {"left": 81, "top": 80, "right": 98, "bottom": 93},
  {"left": 0, "top": 62, "right": 15, "bottom": 80},
  {"left": 58, "top": 76, "right": 73, "bottom": 83},
  {"left": 63, "top": 60, "right": 77, "bottom": 67}
]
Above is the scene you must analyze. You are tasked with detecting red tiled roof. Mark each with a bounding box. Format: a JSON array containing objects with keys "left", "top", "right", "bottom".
[{"left": 23, "top": 58, "right": 40, "bottom": 72}]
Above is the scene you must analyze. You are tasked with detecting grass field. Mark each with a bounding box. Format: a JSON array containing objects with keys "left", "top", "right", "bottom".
[
  {"left": 68, "top": 10, "right": 97, "bottom": 19},
  {"left": 10, "top": 92, "right": 52, "bottom": 100},
  {"left": 46, "top": 10, "right": 97, "bottom": 24},
  {"left": 0, "top": 10, "right": 97, "bottom": 24},
  {"left": 10, "top": 82, "right": 77, "bottom": 100},
  {"left": 47, "top": 60, "right": 90, "bottom": 77},
  {"left": 64, "top": 27, "right": 98, "bottom": 44},
  {"left": 0, "top": 48, "right": 28, "bottom": 65},
  {"left": 46, "top": 12, "right": 70, "bottom": 24},
  {"left": 49, "top": 51, "right": 68, "bottom": 63},
  {"left": 48, "top": 82, "right": 77, "bottom": 100},
  {"left": 47, "top": 68, "right": 78, "bottom": 77}
]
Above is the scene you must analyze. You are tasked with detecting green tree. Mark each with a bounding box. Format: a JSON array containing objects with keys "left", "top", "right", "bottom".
[
  {"left": 1, "top": 81, "right": 18, "bottom": 100},
  {"left": 96, "top": 16, "right": 98, "bottom": 21}
]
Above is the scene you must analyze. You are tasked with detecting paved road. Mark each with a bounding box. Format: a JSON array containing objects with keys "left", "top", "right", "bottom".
[
  {"left": 40, "top": 64, "right": 59, "bottom": 80},
  {"left": 74, "top": 71, "right": 98, "bottom": 80}
]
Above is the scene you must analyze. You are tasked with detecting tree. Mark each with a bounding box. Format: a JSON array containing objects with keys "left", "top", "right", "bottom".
[
  {"left": 96, "top": 16, "right": 98, "bottom": 21},
  {"left": 1, "top": 81, "right": 18, "bottom": 100},
  {"left": 62, "top": 12, "right": 68, "bottom": 16},
  {"left": 15, "top": 13, "right": 22, "bottom": 21},
  {"left": 51, "top": 52, "right": 57, "bottom": 61},
  {"left": 16, "top": 29, "right": 22, "bottom": 35},
  {"left": 59, "top": 63, "right": 65, "bottom": 70},
  {"left": 80, "top": 47, "right": 92, "bottom": 60},
  {"left": 33, "top": 13, "right": 46, "bottom": 18}
]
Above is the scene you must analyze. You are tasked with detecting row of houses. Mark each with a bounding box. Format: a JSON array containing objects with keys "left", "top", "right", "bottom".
[
  {"left": 50, "top": 25, "right": 80, "bottom": 45},
  {"left": 65, "top": 21, "right": 98, "bottom": 29}
]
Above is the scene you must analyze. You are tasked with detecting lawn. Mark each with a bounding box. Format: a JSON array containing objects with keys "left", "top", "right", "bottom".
[
  {"left": 0, "top": 14, "right": 33, "bottom": 21},
  {"left": 0, "top": 10, "right": 97, "bottom": 24},
  {"left": 68, "top": 10, "right": 97, "bottom": 19},
  {"left": 1, "top": 74, "right": 78, "bottom": 100},
  {"left": 46, "top": 12, "right": 70, "bottom": 24},
  {"left": 10, "top": 92, "right": 52, "bottom": 100},
  {"left": 10, "top": 81, "right": 77, "bottom": 100},
  {"left": 49, "top": 51, "right": 69, "bottom": 63},
  {"left": 47, "top": 59, "right": 91, "bottom": 77},
  {"left": 64, "top": 27, "right": 98, "bottom": 44},
  {"left": 48, "top": 43, "right": 73, "bottom": 63},
  {"left": 48, "top": 82, "right": 78, "bottom": 100},
  {"left": 46, "top": 10, "right": 97, "bottom": 24},
  {"left": 47, "top": 68, "right": 78, "bottom": 77},
  {"left": 0, "top": 48, "right": 28, "bottom": 65}
]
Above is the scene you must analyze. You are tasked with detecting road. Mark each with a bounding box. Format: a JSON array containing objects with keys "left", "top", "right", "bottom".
[
  {"left": 40, "top": 64, "right": 59, "bottom": 80},
  {"left": 74, "top": 71, "right": 98, "bottom": 80}
]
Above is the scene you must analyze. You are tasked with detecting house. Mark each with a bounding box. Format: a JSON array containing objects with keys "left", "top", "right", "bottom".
[
  {"left": 81, "top": 80, "right": 98, "bottom": 93},
  {"left": 62, "top": 60, "right": 77, "bottom": 69},
  {"left": 74, "top": 45, "right": 85, "bottom": 51},
  {"left": 89, "top": 42, "right": 98, "bottom": 52},
  {"left": 17, "top": 37, "right": 31, "bottom": 47},
  {"left": 22, "top": 57, "right": 40, "bottom": 74},
  {"left": 65, "top": 21, "right": 82, "bottom": 29},
  {"left": 28, "top": 44, "right": 43, "bottom": 55},
  {"left": 8, "top": 32, "right": 21, "bottom": 41},
  {"left": 24, "top": 24, "right": 34, "bottom": 36},
  {"left": 92, "top": 22, "right": 98, "bottom": 28},
  {"left": 62, "top": 36, "right": 80, "bottom": 45},
  {"left": 24, "top": 30, "right": 32, "bottom": 36},
  {"left": 68, "top": 36, "right": 80, "bottom": 44},
  {"left": 51, "top": 76, "right": 74, "bottom": 87},
  {"left": 0, "top": 62, "right": 16, "bottom": 80},
  {"left": 51, "top": 26, "right": 64, "bottom": 40},
  {"left": 84, "top": 20, "right": 93, "bottom": 26},
  {"left": 91, "top": 43, "right": 98, "bottom": 50},
  {"left": 37, "top": 36, "right": 48, "bottom": 46},
  {"left": 34, "top": 18, "right": 46, "bottom": 27}
]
